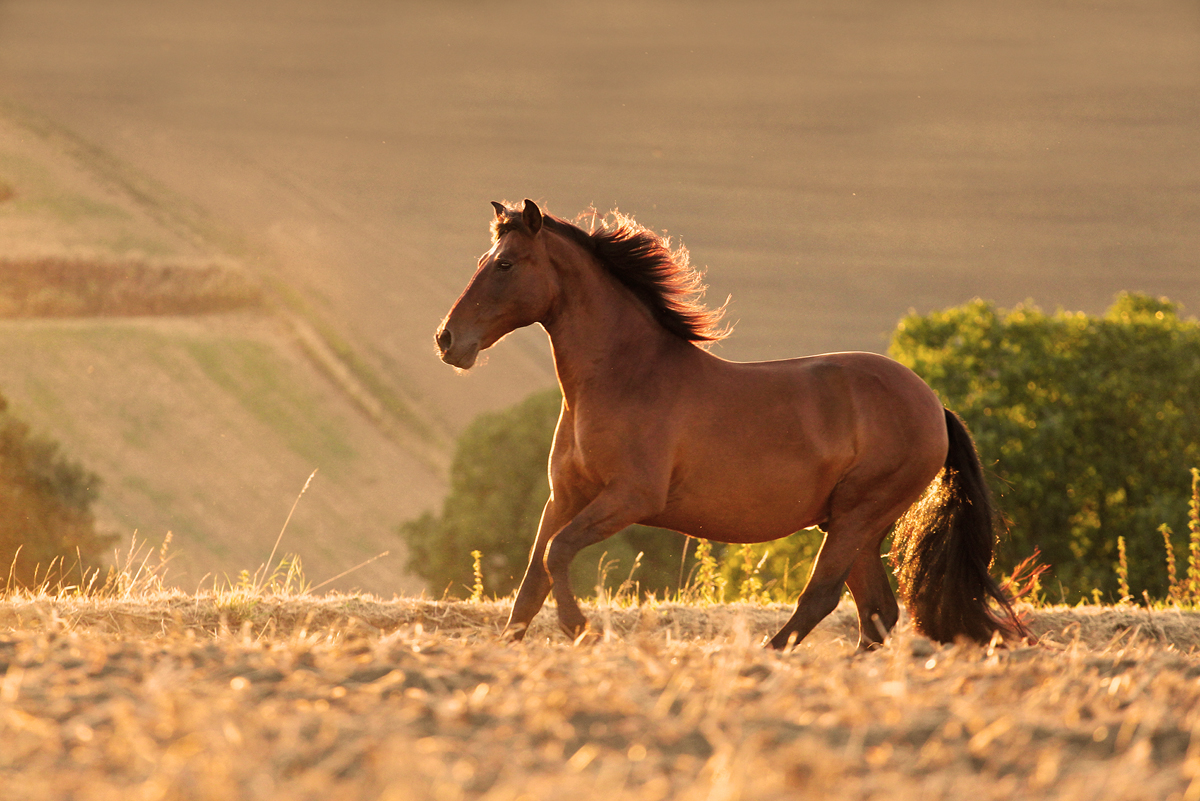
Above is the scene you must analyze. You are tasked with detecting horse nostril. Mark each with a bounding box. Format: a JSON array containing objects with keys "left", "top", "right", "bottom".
[{"left": 436, "top": 327, "right": 453, "bottom": 353}]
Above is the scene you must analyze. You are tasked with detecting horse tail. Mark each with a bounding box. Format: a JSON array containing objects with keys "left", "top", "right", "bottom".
[{"left": 890, "top": 409, "right": 1028, "bottom": 644}]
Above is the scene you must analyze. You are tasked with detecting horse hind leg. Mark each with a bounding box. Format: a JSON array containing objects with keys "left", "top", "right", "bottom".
[
  {"left": 767, "top": 526, "right": 856, "bottom": 650},
  {"left": 845, "top": 537, "right": 900, "bottom": 650},
  {"left": 767, "top": 498, "right": 911, "bottom": 651}
]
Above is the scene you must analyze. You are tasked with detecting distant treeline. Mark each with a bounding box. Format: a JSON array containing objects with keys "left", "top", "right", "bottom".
[{"left": 0, "top": 259, "right": 261, "bottom": 317}]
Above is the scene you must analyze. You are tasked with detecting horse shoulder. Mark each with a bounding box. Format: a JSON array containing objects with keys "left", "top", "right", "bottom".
[{"left": 550, "top": 381, "right": 679, "bottom": 506}]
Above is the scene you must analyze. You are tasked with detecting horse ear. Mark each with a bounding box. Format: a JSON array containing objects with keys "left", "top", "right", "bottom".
[
  {"left": 491, "top": 201, "right": 507, "bottom": 220},
  {"left": 521, "top": 199, "right": 543, "bottom": 235}
]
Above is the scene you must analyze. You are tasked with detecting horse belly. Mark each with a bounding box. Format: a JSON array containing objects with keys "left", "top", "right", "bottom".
[{"left": 646, "top": 456, "right": 837, "bottom": 544}]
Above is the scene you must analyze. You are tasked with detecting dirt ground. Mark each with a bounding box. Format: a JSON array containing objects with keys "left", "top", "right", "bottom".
[
  {"left": 2, "top": 596, "right": 1199, "bottom": 800},
  {"left": 0, "top": 0, "right": 1197, "bottom": 659}
]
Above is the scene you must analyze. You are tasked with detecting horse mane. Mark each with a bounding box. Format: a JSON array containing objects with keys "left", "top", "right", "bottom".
[{"left": 493, "top": 204, "right": 731, "bottom": 344}]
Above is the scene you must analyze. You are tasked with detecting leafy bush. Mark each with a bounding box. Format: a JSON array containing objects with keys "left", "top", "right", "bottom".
[
  {"left": 0, "top": 391, "right": 114, "bottom": 588},
  {"left": 399, "top": 389, "right": 691, "bottom": 599},
  {"left": 713, "top": 536, "right": 823, "bottom": 603},
  {"left": 890, "top": 293, "right": 1200, "bottom": 601}
]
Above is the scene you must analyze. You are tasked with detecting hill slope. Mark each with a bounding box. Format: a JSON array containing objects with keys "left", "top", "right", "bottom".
[{"left": 0, "top": 106, "right": 440, "bottom": 594}]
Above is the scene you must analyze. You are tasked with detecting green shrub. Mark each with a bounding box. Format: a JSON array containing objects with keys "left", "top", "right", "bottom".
[
  {"left": 889, "top": 293, "right": 1200, "bottom": 601},
  {"left": 0, "top": 391, "right": 114, "bottom": 589},
  {"left": 399, "top": 388, "right": 691, "bottom": 599},
  {"left": 713, "top": 535, "right": 823, "bottom": 604}
]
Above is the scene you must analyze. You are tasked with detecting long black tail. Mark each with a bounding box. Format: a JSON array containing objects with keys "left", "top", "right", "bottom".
[{"left": 890, "top": 409, "right": 1027, "bottom": 644}]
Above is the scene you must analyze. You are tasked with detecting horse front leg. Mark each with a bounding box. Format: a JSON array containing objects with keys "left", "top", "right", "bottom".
[
  {"left": 504, "top": 497, "right": 572, "bottom": 641},
  {"left": 542, "top": 486, "right": 661, "bottom": 641}
]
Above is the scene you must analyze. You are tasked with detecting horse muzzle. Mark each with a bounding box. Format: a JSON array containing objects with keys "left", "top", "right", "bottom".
[{"left": 435, "top": 324, "right": 480, "bottom": 370}]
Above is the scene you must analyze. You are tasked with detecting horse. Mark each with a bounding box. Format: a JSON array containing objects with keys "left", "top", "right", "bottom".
[{"left": 436, "top": 199, "right": 1025, "bottom": 650}]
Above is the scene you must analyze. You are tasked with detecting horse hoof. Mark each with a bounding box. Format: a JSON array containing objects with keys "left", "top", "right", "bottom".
[
  {"left": 766, "top": 631, "right": 801, "bottom": 651},
  {"left": 568, "top": 626, "right": 599, "bottom": 646},
  {"left": 503, "top": 624, "right": 528, "bottom": 642}
]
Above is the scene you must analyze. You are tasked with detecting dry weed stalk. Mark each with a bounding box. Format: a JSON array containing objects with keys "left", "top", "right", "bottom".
[
  {"left": 1116, "top": 536, "right": 1131, "bottom": 603},
  {"left": 469, "top": 550, "right": 485, "bottom": 602},
  {"left": 1163, "top": 523, "right": 1181, "bottom": 604}
]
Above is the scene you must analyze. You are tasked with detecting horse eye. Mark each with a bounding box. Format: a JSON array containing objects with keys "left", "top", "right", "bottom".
[{"left": 495, "top": 259, "right": 514, "bottom": 272}]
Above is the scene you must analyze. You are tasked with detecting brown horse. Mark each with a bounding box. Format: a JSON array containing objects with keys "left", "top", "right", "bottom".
[{"left": 436, "top": 199, "right": 1025, "bottom": 650}]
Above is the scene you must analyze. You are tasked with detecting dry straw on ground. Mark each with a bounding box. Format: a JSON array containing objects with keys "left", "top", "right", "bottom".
[{"left": 3, "top": 595, "right": 1200, "bottom": 801}]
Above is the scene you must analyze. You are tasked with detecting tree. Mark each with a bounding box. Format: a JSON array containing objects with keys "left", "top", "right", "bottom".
[
  {"left": 0, "top": 391, "right": 114, "bottom": 589},
  {"left": 889, "top": 293, "right": 1200, "bottom": 601},
  {"left": 399, "top": 388, "right": 691, "bottom": 599}
]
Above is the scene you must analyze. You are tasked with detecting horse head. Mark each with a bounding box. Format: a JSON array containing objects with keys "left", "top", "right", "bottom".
[{"left": 436, "top": 199, "right": 558, "bottom": 369}]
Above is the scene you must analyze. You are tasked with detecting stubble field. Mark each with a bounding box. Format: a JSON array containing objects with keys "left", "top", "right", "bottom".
[{"left": 2, "top": 596, "right": 1199, "bottom": 801}]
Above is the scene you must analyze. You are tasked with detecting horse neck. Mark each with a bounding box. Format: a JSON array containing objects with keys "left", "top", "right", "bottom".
[{"left": 542, "top": 242, "right": 679, "bottom": 404}]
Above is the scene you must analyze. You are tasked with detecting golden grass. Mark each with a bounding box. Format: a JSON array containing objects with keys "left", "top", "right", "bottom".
[{"left": 3, "top": 593, "right": 1200, "bottom": 801}]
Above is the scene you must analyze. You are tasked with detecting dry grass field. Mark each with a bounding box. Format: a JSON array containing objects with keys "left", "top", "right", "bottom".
[
  {"left": 2, "top": 0, "right": 1198, "bottom": 595},
  {"left": 3, "top": 593, "right": 1200, "bottom": 801}
]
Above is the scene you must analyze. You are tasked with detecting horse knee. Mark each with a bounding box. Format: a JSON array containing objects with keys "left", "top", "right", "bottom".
[{"left": 542, "top": 537, "right": 576, "bottom": 579}]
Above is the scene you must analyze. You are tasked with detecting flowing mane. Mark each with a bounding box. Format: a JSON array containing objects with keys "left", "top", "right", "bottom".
[{"left": 493, "top": 204, "right": 730, "bottom": 344}]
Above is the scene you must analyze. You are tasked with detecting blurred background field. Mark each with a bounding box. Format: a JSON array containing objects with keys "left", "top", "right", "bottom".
[{"left": 0, "top": 0, "right": 1197, "bottom": 593}]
